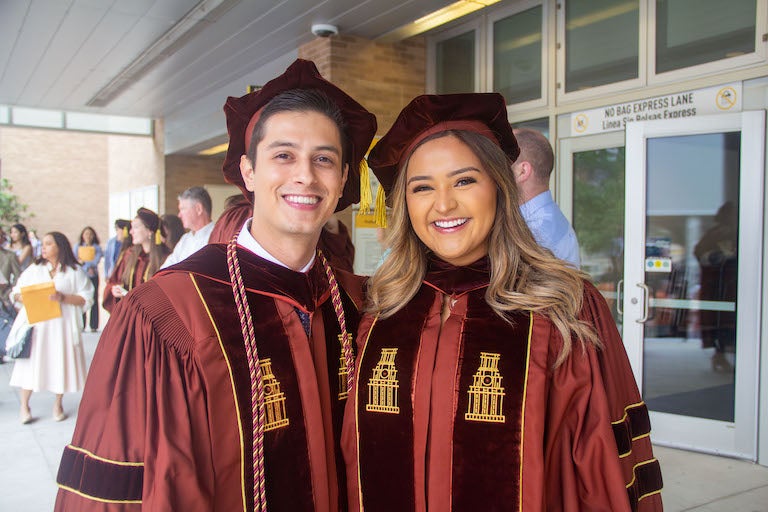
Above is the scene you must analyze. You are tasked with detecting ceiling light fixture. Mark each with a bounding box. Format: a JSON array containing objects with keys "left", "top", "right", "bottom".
[
  {"left": 377, "top": 0, "right": 500, "bottom": 43},
  {"left": 87, "top": 0, "right": 240, "bottom": 107},
  {"left": 198, "top": 142, "right": 229, "bottom": 156}
]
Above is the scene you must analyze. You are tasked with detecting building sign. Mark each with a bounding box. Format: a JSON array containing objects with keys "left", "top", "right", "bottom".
[{"left": 571, "top": 83, "right": 742, "bottom": 136}]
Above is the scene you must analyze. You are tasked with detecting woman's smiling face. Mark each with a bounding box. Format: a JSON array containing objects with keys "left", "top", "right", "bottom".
[{"left": 405, "top": 134, "right": 497, "bottom": 267}]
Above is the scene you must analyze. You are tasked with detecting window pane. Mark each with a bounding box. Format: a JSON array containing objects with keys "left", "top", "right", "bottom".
[
  {"left": 656, "top": 0, "right": 756, "bottom": 73},
  {"left": 66, "top": 112, "right": 152, "bottom": 135},
  {"left": 12, "top": 107, "right": 63, "bottom": 128},
  {"left": 493, "top": 6, "right": 542, "bottom": 104},
  {"left": 436, "top": 30, "right": 475, "bottom": 93},
  {"left": 565, "top": 0, "right": 639, "bottom": 92},
  {"left": 511, "top": 117, "right": 549, "bottom": 139}
]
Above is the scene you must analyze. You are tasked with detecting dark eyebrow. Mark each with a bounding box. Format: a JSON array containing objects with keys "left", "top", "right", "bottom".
[
  {"left": 265, "top": 140, "right": 340, "bottom": 155},
  {"left": 406, "top": 167, "right": 480, "bottom": 185},
  {"left": 314, "top": 145, "right": 341, "bottom": 155},
  {"left": 265, "top": 140, "right": 298, "bottom": 150}
]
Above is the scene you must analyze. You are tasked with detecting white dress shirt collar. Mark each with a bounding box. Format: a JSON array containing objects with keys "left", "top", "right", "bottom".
[{"left": 236, "top": 219, "right": 315, "bottom": 273}]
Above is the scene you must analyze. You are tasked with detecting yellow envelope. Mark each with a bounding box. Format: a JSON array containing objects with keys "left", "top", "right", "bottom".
[
  {"left": 21, "top": 282, "right": 62, "bottom": 324},
  {"left": 78, "top": 245, "right": 96, "bottom": 262}
]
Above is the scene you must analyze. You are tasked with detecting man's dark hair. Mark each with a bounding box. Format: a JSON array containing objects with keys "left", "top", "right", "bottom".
[{"left": 247, "top": 88, "right": 349, "bottom": 170}]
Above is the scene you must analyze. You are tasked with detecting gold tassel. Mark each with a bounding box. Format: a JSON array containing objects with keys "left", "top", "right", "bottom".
[
  {"left": 359, "top": 159, "right": 373, "bottom": 214},
  {"left": 122, "top": 226, "right": 129, "bottom": 238},
  {"left": 374, "top": 184, "right": 387, "bottom": 228},
  {"left": 155, "top": 229, "right": 162, "bottom": 245}
]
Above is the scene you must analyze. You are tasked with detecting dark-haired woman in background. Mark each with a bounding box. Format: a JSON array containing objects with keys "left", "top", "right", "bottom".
[
  {"left": 161, "top": 213, "right": 185, "bottom": 251},
  {"left": 10, "top": 232, "right": 94, "bottom": 423},
  {"left": 9, "top": 223, "right": 34, "bottom": 270},
  {"left": 74, "top": 226, "right": 102, "bottom": 332},
  {"left": 103, "top": 208, "right": 170, "bottom": 312}
]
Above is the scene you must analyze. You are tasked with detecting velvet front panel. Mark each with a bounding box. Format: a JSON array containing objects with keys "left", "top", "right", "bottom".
[
  {"left": 451, "top": 294, "right": 531, "bottom": 511},
  {"left": 355, "top": 286, "right": 436, "bottom": 510},
  {"left": 320, "top": 291, "right": 360, "bottom": 512},
  {"left": 200, "top": 278, "right": 316, "bottom": 512}
]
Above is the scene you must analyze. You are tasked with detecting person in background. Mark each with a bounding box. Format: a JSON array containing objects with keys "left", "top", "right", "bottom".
[
  {"left": 10, "top": 232, "right": 94, "bottom": 424},
  {"left": 160, "top": 213, "right": 185, "bottom": 251},
  {"left": 512, "top": 127, "right": 580, "bottom": 267},
  {"left": 103, "top": 219, "right": 130, "bottom": 279},
  {"left": 74, "top": 226, "right": 103, "bottom": 332},
  {"left": 0, "top": 228, "right": 22, "bottom": 364},
  {"left": 28, "top": 229, "right": 43, "bottom": 259},
  {"left": 9, "top": 223, "right": 34, "bottom": 270},
  {"left": 207, "top": 193, "right": 252, "bottom": 244},
  {"left": 0, "top": 228, "right": 22, "bottom": 303},
  {"left": 344, "top": 93, "right": 662, "bottom": 511},
  {"left": 102, "top": 207, "right": 170, "bottom": 313},
  {"left": 160, "top": 186, "right": 214, "bottom": 268},
  {"left": 55, "top": 58, "right": 376, "bottom": 512}
]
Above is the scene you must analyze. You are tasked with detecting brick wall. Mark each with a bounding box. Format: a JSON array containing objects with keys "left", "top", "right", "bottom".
[
  {"left": 299, "top": 34, "right": 426, "bottom": 133},
  {"left": 164, "top": 153, "right": 226, "bottom": 215},
  {"left": 1, "top": 126, "right": 108, "bottom": 244},
  {"left": 0, "top": 125, "right": 162, "bottom": 245}
]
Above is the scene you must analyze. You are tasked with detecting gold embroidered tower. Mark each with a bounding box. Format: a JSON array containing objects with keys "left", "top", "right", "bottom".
[
  {"left": 465, "top": 352, "right": 506, "bottom": 423},
  {"left": 338, "top": 333, "right": 350, "bottom": 400},
  {"left": 261, "top": 358, "right": 290, "bottom": 431},
  {"left": 366, "top": 348, "right": 400, "bottom": 414}
]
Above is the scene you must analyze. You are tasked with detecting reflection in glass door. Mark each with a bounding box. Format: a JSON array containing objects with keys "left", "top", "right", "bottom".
[
  {"left": 561, "top": 132, "right": 625, "bottom": 329},
  {"left": 573, "top": 147, "right": 625, "bottom": 326},
  {"left": 643, "top": 133, "right": 739, "bottom": 423},
  {"left": 625, "top": 112, "right": 763, "bottom": 459}
]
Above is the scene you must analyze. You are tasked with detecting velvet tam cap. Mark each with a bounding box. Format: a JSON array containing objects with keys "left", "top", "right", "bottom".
[
  {"left": 136, "top": 207, "right": 160, "bottom": 233},
  {"left": 222, "top": 59, "right": 377, "bottom": 212},
  {"left": 367, "top": 93, "right": 519, "bottom": 196}
]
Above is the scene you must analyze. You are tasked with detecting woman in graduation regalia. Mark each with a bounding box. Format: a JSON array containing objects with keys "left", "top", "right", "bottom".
[
  {"left": 103, "top": 207, "right": 170, "bottom": 312},
  {"left": 343, "top": 94, "right": 664, "bottom": 511}
]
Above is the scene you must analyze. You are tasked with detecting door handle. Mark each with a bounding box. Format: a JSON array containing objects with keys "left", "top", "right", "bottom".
[
  {"left": 616, "top": 280, "right": 624, "bottom": 315},
  {"left": 636, "top": 283, "right": 650, "bottom": 323}
]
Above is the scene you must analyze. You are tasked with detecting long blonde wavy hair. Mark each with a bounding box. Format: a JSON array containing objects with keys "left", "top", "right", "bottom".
[{"left": 367, "top": 130, "right": 599, "bottom": 366}]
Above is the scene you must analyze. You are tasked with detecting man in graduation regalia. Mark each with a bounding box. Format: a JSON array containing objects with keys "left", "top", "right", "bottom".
[{"left": 55, "top": 59, "right": 376, "bottom": 512}]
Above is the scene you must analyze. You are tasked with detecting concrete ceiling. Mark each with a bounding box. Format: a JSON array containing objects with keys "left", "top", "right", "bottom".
[{"left": 0, "top": 0, "right": 454, "bottom": 152}]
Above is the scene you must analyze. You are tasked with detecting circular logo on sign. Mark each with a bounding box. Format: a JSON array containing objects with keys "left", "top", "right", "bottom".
[
  {"left": 716, "top": 86, "right": 737, "bottom": 111},
  {"left": 574, "top": 113, "right": 589, "bottom": 133}
]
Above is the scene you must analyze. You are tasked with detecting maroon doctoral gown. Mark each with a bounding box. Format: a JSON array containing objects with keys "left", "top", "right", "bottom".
[
  {"left": 343, "top": 257, "right": 663, "bottom": 511},
  {"left": 102, "top": 248, "right": 150, "bottom": 313},
  {"left": 56, "top": 244, "right": 363, "bottom": 511}
]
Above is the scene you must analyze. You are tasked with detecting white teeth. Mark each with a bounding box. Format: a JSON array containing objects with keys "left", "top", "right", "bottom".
[
  {"left": 434, "top": 218, "right": 468, "bottom": 228},
  {"left": 285, "top": 195, "right": 319, "bottom": 205}
]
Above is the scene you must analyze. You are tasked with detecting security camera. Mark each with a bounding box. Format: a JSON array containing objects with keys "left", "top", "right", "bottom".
[{"left": 311, "top": 24, "right": 338, "bottom": 38}]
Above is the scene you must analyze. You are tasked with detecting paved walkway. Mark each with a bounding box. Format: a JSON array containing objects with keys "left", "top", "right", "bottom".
[{"left": 1, "top": 332, "right": 767, "bottom": 511}]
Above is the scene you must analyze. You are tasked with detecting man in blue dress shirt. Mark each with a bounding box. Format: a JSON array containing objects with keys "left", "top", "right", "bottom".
[
  {"left": 513, "top": 128, "right": 580, "bottom": 267},
  {"left": 103, "top": 219, "right": 130, "bottom": 278}
]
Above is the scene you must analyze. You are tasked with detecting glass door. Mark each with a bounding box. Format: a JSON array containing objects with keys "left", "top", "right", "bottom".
[
  {"left": 624, "top": 111, "right": 764, "bottom": 459},
  {"left": 560, "top": 132, "right": 626, "bottom": 328}
]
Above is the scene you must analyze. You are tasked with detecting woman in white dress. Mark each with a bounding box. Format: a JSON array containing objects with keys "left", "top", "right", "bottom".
[{"left": 10, "top": 232, "right": 94, "bottom": 424}]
